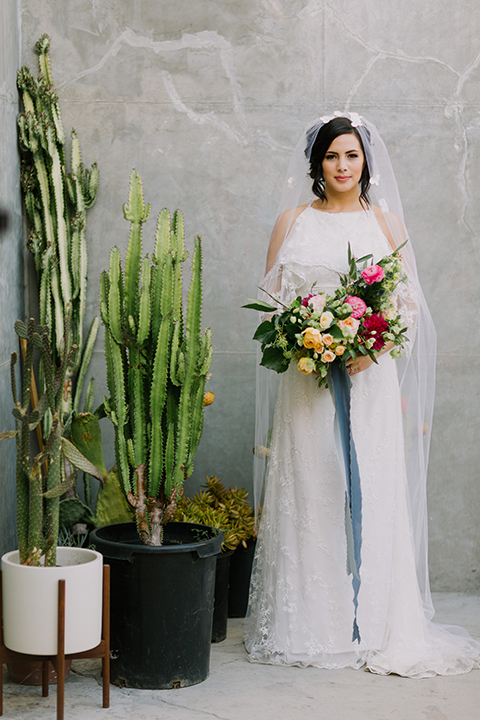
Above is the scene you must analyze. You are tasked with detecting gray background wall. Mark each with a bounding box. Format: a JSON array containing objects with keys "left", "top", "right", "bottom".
[
  {"left": 0, "top": 0, "right": 24, "bottom": 556},
  {"left": 1, "top": 1, "right": 479, "bottom": 591}
]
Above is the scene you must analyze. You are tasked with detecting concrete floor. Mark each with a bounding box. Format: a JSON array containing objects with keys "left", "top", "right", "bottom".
[{"left": 2, "top": 593, "right": 479, "bottom": 720}]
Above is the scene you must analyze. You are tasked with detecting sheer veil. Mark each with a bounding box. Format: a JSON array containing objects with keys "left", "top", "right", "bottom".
[{"left": 253, "top": 111, "right": 437, "bottom": 620}]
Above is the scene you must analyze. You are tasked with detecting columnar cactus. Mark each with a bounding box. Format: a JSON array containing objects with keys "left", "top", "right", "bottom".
[
  {"left": 0, "top": 320, "right": 105, "bottom": 567},
  {"left": 100, "top": 170, "right": 213, "bottom": 545},
  {"left": 17, "top": 35, "right": 99, "bottom": 424}
]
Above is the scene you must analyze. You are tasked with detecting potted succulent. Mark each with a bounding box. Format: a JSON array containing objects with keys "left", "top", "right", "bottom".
[
  {"left": 0, "top": 319, "right": 106, "bottom": 662},
  {"left": 174, "top": 476, "right": 256, "bottom": 641},
  {"left": 89, "top": 170, "right": 221, "bottom": 689}
]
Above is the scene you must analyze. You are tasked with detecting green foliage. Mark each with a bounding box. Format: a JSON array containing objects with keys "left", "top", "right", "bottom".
[
  {"left": 174, "top": 476, "right": 256, "bottom": 552},
  {"left": 101, "top": 170, "right": 213, "bottom": 546},
  {"left": 95, "top": 469, "right": 135, "bottom": 527},
  {"left": 0, "top": 319, "right": 104, "bottom": 566}
]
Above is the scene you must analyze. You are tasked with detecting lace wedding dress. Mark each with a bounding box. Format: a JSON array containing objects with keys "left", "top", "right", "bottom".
[{"left": 244, "top": 206, "right": 480, "bottom": 677}]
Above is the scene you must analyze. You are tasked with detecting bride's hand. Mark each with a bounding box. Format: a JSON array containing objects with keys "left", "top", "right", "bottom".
[
  {"left": 346, "top": 342, "right": 395, "bottom": 376},
  {"left": 346, "top": 356, "right": 373, "bottom": 376}
]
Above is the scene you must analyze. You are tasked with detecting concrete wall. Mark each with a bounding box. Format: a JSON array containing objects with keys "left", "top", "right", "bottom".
[
  {"left": 0, "top": 0, "right": 24, "bottom": 556},
  {"left": 15, "top": 1, "right": 480, "bottom": 592}
]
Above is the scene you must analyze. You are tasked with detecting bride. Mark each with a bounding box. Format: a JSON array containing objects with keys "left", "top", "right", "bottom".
[{"left": 243, "top": 113, "right": 480, "bottom": 677}]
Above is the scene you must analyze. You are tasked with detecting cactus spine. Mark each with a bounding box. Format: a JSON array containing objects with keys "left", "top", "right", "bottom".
[
  {"left": 101, "top": 170, "right": 213, "bottom": 545},
  {"left": 17, "top": 35, "right": 99, "bottom": 424},
  {"left": 0, "top": 320, "right": 105, "bottom": 566}
]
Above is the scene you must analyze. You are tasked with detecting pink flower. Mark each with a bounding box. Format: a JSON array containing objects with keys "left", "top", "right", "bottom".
[
  {"left": 360, "top": 313, "right": 389, "bottom": 350},
  {"left": 361, "top": 265, "right": 385, "bottom": 285},
  {"left": 302, "top": 293, "right": 326, "bottom": 312},
  {"left": 345, "top": 295, "right": 367, "bottom": 319},
  {"left": 309, "top": 294, "right": 326, "bottom": 312}
]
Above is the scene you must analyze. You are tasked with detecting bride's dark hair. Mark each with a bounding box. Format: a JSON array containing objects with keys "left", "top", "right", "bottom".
[{"left": 307, "top": 117, "right": 371, "bottom": 206}]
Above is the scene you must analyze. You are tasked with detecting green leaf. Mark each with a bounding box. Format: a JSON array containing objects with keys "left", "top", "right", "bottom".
[
  {"left": 68, "top": 413, "right": 108, "bottom": 480},
  {"left": 356, "top": 253, "right": 373, "bottom": 264},
  {"left": 43, "top": 476, "right": 75, "bottom": 499},
  {"left": 59, "top": 497, "right": 96, "bottom": 528},
  {"left": 330, "top": 325, "right": 344, "bottom": 340},
  {"left": 260, "top": 346, "right": 289, "bottom": 373},
  {"left": 253, "top": 320, "right": 277, "bottom": 344},
  {"left": 242, "top": 299, "right": 278, "bottom": 313},
  {"left": 95, "top": 468, "right": 135, "bottom": 527},
  {"left": 61, "top": 437, "right": 105, "bottom": 481}
]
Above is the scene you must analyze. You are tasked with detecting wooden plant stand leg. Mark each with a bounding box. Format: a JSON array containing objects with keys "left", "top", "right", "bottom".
[
  {"left": 56, "top": 579, "right": 66, "bottom": 720},
  {"left": 0, "top": 565, "right": 111, "bottom": 718},
  {"left": 101, "top": 564, "right": 110, "bottom": 708}
]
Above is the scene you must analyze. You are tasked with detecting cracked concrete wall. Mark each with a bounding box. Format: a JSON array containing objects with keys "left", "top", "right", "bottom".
[
  {"left": 17, "top": 0, "right": 480, "bottom": 592},
  {"left": 0, "top": 0, "right": 24, "bottom": 556}
]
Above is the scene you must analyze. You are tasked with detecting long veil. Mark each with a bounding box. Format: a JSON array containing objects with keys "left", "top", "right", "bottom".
[{"left": 253, "top": 112, "right": 437, "bottom": 620}]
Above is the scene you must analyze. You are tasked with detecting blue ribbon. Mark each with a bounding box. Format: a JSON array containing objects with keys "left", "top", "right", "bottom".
[{"left": 329, "top": 362, "right": 362, "bottom": 643}]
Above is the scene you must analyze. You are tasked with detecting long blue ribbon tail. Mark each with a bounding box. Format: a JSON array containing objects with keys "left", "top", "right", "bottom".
[{"left": 329, "top": 362, "right": 363, "bottom": 643}]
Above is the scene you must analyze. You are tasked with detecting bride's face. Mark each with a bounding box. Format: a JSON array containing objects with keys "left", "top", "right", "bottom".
[{"left": 321, "top": 133, "right": 365, "bottom": 195}]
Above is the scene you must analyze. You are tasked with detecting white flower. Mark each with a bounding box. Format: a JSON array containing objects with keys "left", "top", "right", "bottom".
[
  {"left": 348, "top": 112, "right": 364, "bottom": 127},
  {"left": 287, "top": 175, "right": 297, "bottom": 189},
  {"left": 369, "top": 172, "right": 380, "bottom": 186},
  {"left": 319, "top": 311, "right": 334, "bottom": 329},
  {"left": 379, "top": 198, "right": 389, "bottom": 213}
]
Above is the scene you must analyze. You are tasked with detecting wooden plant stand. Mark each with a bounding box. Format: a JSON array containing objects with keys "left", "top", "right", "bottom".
[{"left": 0, "top": 565, "right": 110, "bottom": 720}]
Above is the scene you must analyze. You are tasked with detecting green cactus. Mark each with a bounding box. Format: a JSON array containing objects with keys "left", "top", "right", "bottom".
[
  {"left": 0, "top": 320, "right": 105, "bottom": 566},
  {"left": 101, "top": 170, "right": 213, "bottom": 545},
  {"left": 17, "top": 35, "right": 99, "bottom": 425}
]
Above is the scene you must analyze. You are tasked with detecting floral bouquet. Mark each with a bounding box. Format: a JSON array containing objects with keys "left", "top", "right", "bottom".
[{"left": 244, "top": 244, "right": 408, "bottom": 388}]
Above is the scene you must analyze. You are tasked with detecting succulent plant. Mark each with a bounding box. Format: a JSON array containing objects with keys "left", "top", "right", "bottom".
[
  {"left": 0, "top": 319, "right": 105, "bottom": 566},
  {"left": 100, "top": 169, "right": 213, "bottom": 546},
  {"left": 174, "top": 476, "right": 256, "bottom": 552}
]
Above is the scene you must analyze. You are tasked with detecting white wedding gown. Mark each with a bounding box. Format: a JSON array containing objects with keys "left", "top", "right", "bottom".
[{"left": 244, "top": 206, "right": 480, "bottom": 677}]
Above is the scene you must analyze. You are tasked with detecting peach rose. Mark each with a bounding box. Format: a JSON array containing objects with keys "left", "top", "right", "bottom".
[
  {"left": 302, "top": 327, "right": 324, "bottom": 351},
  {"left": 298, "top": 357, "right": 315, "bottom": 374},
  {"left": 321, "top": 350, "right": 336, "bottom": 363},
  {"left": 321, "top": 333, "right": 334, "bottom": 346},
  {"left": 337, "top": 316, "right": 360, "bottom": 338},
  {"left": 334, "top": 345, "right": 346, "bottom": 356}
]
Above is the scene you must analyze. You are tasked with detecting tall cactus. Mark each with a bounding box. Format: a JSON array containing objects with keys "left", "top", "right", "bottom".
[
  {"left": 100, "top": 170, "right": 213, "bottom": 545},
  {"left": 0, "top": 320, "right": 105, "bottom": 567},
  {"left": 17, "top": 35, "right": 99, "bottom": 425}
]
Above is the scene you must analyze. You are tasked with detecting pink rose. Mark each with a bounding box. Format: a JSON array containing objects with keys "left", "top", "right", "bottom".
[
  {"left": 345, "top": 295, "right": 367, "bottom": 319},
  {"left": 302, "top": 293, "right": 326, "bottom": 312},
  {"left": 309, "top": 294, "right": 326, "bottom": 312},
  {"left": 361, "top": 265, "right": 385, "bottom": 285}
]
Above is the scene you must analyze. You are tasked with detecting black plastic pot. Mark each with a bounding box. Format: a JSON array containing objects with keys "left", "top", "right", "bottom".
[
  {"left": 228, "top": 538, "right": 257, "bottom": 618},
  {"left": 90, "top": 521, "right": 223, "bottom": 689},
  {"left": 211, "top": 549, "right": 234, "bottom": 643}
]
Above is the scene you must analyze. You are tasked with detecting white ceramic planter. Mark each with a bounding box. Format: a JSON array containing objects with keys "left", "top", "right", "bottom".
[{"left": 1, "top": 547, "right": 103, "bottom": 655}]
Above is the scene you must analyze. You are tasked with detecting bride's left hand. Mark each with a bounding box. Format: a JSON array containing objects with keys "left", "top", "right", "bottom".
[
  {"left": 346, "top": 355, "right": 373, "bottom": 376},
  {"left": 346, "top": 342, "right": 394, "bottom": 376}
]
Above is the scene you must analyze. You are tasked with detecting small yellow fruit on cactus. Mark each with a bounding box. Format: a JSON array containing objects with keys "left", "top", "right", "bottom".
[{"left": 203, "top": 391, "right": 215, "bottom": 407}]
